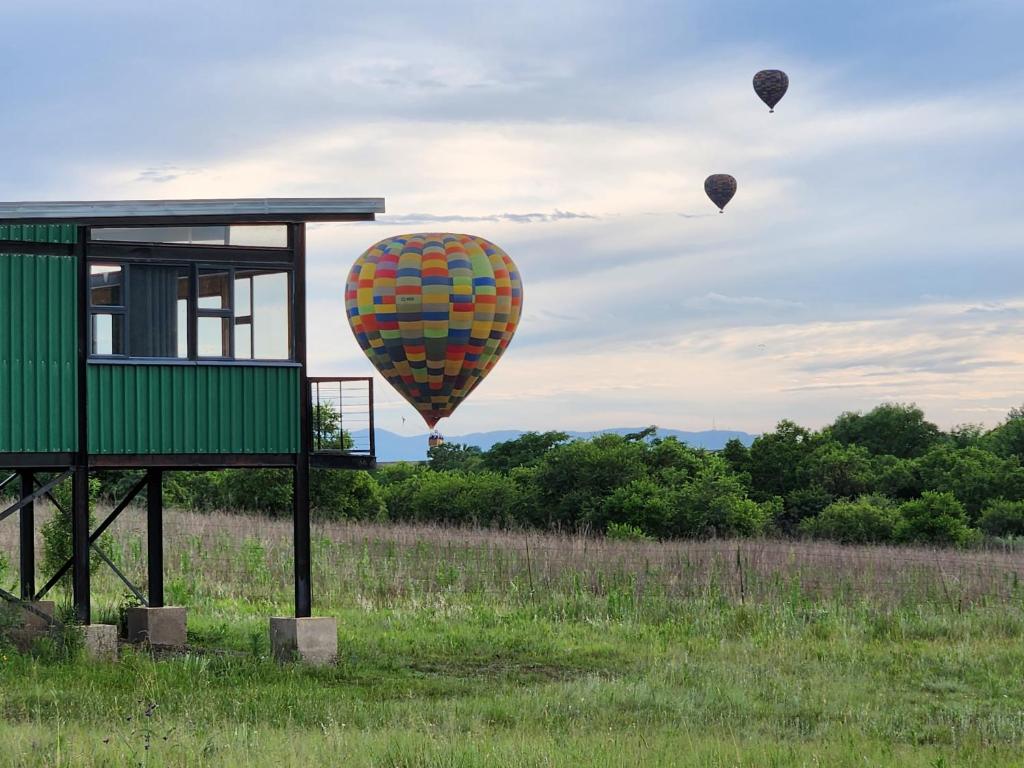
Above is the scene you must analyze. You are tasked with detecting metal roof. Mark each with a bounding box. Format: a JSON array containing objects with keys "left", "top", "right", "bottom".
[{"left": 0, "top": 197, "right": 385, "bottom": 224}]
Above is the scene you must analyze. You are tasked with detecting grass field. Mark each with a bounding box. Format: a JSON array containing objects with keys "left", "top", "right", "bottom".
[{"left": 3, "top": 509, "right": 1024, "bottom": 766}]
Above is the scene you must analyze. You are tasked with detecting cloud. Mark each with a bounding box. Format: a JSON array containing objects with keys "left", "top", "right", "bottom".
[
  {"left": 378, "top": 210, "right": 597, "bottom": 226},
  {"left": 133, "top": 166, "right": 200, "bottom": 184}
]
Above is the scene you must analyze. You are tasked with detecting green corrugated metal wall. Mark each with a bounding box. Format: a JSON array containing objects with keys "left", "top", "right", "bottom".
[
  {"left": 0, "top": 251, "right": 78, "bottom": 452},
  {"left": 0, "top": 223, "right": 77, "bottom": 244},
  {"left": 87, "top": 364, "right": 300, "bottom": 454}
]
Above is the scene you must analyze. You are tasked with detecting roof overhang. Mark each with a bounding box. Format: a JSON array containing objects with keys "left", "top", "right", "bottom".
[{"left": 0, "top": 197, "right": 386, "bottom": 225}]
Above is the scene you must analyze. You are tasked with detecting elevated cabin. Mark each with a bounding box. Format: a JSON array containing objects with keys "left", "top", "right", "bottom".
[{"left": 0, "top": 198, "right": 384, "bottom": 626}]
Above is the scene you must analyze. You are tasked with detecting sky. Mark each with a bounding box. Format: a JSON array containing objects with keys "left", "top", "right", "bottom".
[{"left": 2, "top": 0, "right": 1023, "bottom": 436}]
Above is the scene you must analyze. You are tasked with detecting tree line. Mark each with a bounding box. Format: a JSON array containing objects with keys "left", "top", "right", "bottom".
[{"left": 12, "top": 402, "right": 1024, "bottom": 547}]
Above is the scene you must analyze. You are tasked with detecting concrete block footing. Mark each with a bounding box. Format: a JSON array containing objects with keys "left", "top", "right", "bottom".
[
  {"left": 125, "top": 606, "right": 187, "bottom": 649},
  {"left": 82, "top": 624, "right": 118, "bottom": 661},
  {"left": 269, "top": 617, "right": 338, "bottom": 666}
]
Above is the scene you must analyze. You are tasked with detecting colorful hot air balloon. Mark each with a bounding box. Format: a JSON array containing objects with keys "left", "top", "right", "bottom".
[
  {"left": 704, "top": 174, "right": 737, "bottom": 212},
  {"left": 346, "top": 233, "right": 523, "bottom": 428},
  {"left": 753, "top": 69, "right": 789, "bottom": 113}
]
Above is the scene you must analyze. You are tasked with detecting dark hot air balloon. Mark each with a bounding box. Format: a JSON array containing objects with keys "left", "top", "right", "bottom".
[
  {"left": 346, "top": 233, "right": 523, "bottom": 430},
  {"left": 753, "top": 69, "right": 789, "bottom": 113},
  {"left": 704, "top": 174, "right": 737, "bottom": 212}
]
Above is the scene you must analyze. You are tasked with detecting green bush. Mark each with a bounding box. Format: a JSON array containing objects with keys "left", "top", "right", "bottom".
[
  {"left": 673, "top": 460, "right": 774, "bottom": 538},
  {"left": 978, "top": 499, "right": 1024, "bottom": 537},
  {"left": 896, "top": 491, "right": 977, "bottom": 546},
  {"left": 605, "top": 522, "right": 652, "bottom": 542},
  {"left": 384, "top": 470, "right": 530, "bottom": 527},
  {"left": 311, "top": 469, "right": 386, "bottom": 521},
  {"left": 799, "top": 495, "right": 899, "bottom": 544},
  {"left": 533, "top": 435, "right": 649, "bottom": 528},
  {"left": 595, "top": 478, "right": 675, "bottom": 538},
  {"left": 778, "top": 485, "right": 832, "bottom": 534},
  {"left": 914, "top": 445, "right": 1024, "bottom": 519},
  {"left": 221, "top": 469, "right": 292, "bottom": 514},
  {"left": 373, "top": 462, "right": 427, "bottom": 486}
]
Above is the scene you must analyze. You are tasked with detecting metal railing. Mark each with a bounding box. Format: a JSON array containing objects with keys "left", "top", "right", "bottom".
[{"left": 308, "top": 377, "right": 374, "bottom": 456}]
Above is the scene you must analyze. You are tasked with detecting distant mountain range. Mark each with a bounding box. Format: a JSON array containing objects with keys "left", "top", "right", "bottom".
[{"left": 354, "top": 427, "right": 757, "bottom": 463}]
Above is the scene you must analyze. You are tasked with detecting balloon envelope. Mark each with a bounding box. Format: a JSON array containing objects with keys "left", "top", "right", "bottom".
[
  {"left": 753, "top": 69, "right": 789, "bottom": 112},
  {"left": 346, "top": 233, "right": 523, "bottom": 428},
  {"left": 704, "top": 174, "right": 737, "bottom": 212}
]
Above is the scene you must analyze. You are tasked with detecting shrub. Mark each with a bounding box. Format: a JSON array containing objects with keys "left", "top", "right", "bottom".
[
  {"left": 674, "top": 460, "right": 773, "bottom": 538},
  {"left": 978, "top": 499, "right": 1024, "bottom": 537},
  {"left": 383, "top": 470, "right": 529, "bottom": 527},
  {"left": 533, "top": 435, "right": 649, "bottom": 528},
  {"left": 311, "top": 470, "right": 386, "bottom": 521},
  {"left": 799, "top": 495, "right": 899, "bottom": 544},
  {"left": 594, "top": 478, "right": 675, "bottom": 538},
  {"left": 779, "top": 485, "right": 832, "bottom": 534},
  {"left": 914, "top": 445, "right": 1024, "bottom": 519},
  {"left": 896, "top": 491, "right": 976, "bottom": 546},
  {"left": 373, "top": 462, "right": 427, "bottom": 486},
  {"left": 605, "top": 522, "right": 652, "bottom": 542},
  {"left": 221, "top": 469, "right": 292, "bottom": 514}
]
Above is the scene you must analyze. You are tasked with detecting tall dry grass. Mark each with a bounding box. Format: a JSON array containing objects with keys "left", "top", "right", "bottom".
[{"left": 4, "top": 505, "right": 1024, "bottom": 610}]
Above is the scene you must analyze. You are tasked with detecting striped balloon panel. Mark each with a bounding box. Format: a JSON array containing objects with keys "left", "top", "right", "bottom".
[{"left": 346, "top": 233, "right": 523, "bottom": 427}]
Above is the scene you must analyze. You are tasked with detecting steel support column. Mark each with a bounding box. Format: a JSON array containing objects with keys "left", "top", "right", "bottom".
[
  {"left": 71, "top": 467, "right": 90, "bottom": 624},
  {"left": 73, "top": 225, "right": 91, "bottom": 624},
  {"left": 293, "top": 221, "right": 312, "bottom": 618},
  {"left": 19, "top": 471, "right": 34, "bottom": 600},
  {"left": 147, "top": 469, "right": 164, "bottom": 608}
]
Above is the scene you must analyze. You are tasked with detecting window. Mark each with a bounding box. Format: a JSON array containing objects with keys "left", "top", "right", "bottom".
[
  {"left": 88, "top": 261, "right": 292, "bottom": 361},
  {"left": 89, "top": 264, "right": 126, "bottom": 356},
  {"left": 234, "top": 270, "right": 290, "bottom": 360},
  {"left": 90, "top": 225, "right": 288, "bottom": 248},
  {"left": 197, "top": 269, "right": 232, "bottom": 358}
]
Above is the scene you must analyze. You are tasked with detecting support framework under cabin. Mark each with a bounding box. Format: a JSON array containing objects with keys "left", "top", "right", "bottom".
[{"left": 0, "top": 198, "right": 384, "bottom": 627}]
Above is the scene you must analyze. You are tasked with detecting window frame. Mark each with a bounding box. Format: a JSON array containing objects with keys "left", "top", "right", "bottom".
[
  {"left": 85, "top": 259, "right": 295, "bottom": 364},
  {"left": 88, "top": 263, "right": 128, "bottom": 359}
]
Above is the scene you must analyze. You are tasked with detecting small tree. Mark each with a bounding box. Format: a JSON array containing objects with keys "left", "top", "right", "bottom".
[
  {"left": 311, "top": 404, "right": 353, "bottom": 450},
  {"left": 427, "top": 442, "right": 484, "bottom": 472},
  {"left": 41, "top": 475, "right": 102, "bottom": 597}
]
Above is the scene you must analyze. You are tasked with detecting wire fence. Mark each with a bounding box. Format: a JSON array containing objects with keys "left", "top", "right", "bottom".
[{"left": 5, "top": 506, "right": 1024, "bottom": 613}]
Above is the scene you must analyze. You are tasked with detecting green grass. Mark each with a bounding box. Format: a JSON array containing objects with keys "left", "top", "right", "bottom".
[{"left": 3, "top": 511, "right": 1024, "bottom": 766}]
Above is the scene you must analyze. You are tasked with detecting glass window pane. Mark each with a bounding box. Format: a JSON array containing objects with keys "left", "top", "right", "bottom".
[
  {"left": 198, "top": 270, "right": 231, "bottom": 310},
  {"left": 251, "top": 271, "right": 290, "bottom": 359},
  {"left": 177, "top": 298, "right": 188, "bottom": 359},
  {"left": 91, "top": 224, "right": 287, "bottom": 248},
  {"left": 90, "top": 226, "right": 229, "bottom": 245},
  {"left": 198, "top": 316, "right": 230, "bottom": 357},
  {"left": 227, "top": 225, "right": 287, "bottom": 248},
  {"left": 90, "top": 264, "right": 123, "bottom": 307},
  {"left": 128, "top": 265, "right": 189, "bottom": 358},
  {"left": 91, "top": 313, "right": 124, "bottom": 355},
  {"left": 235, "top": 275, "right": 252, "bottom": 317},
  {"left": 235, "top": 321, "right": 253, "bottom": 360}
]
